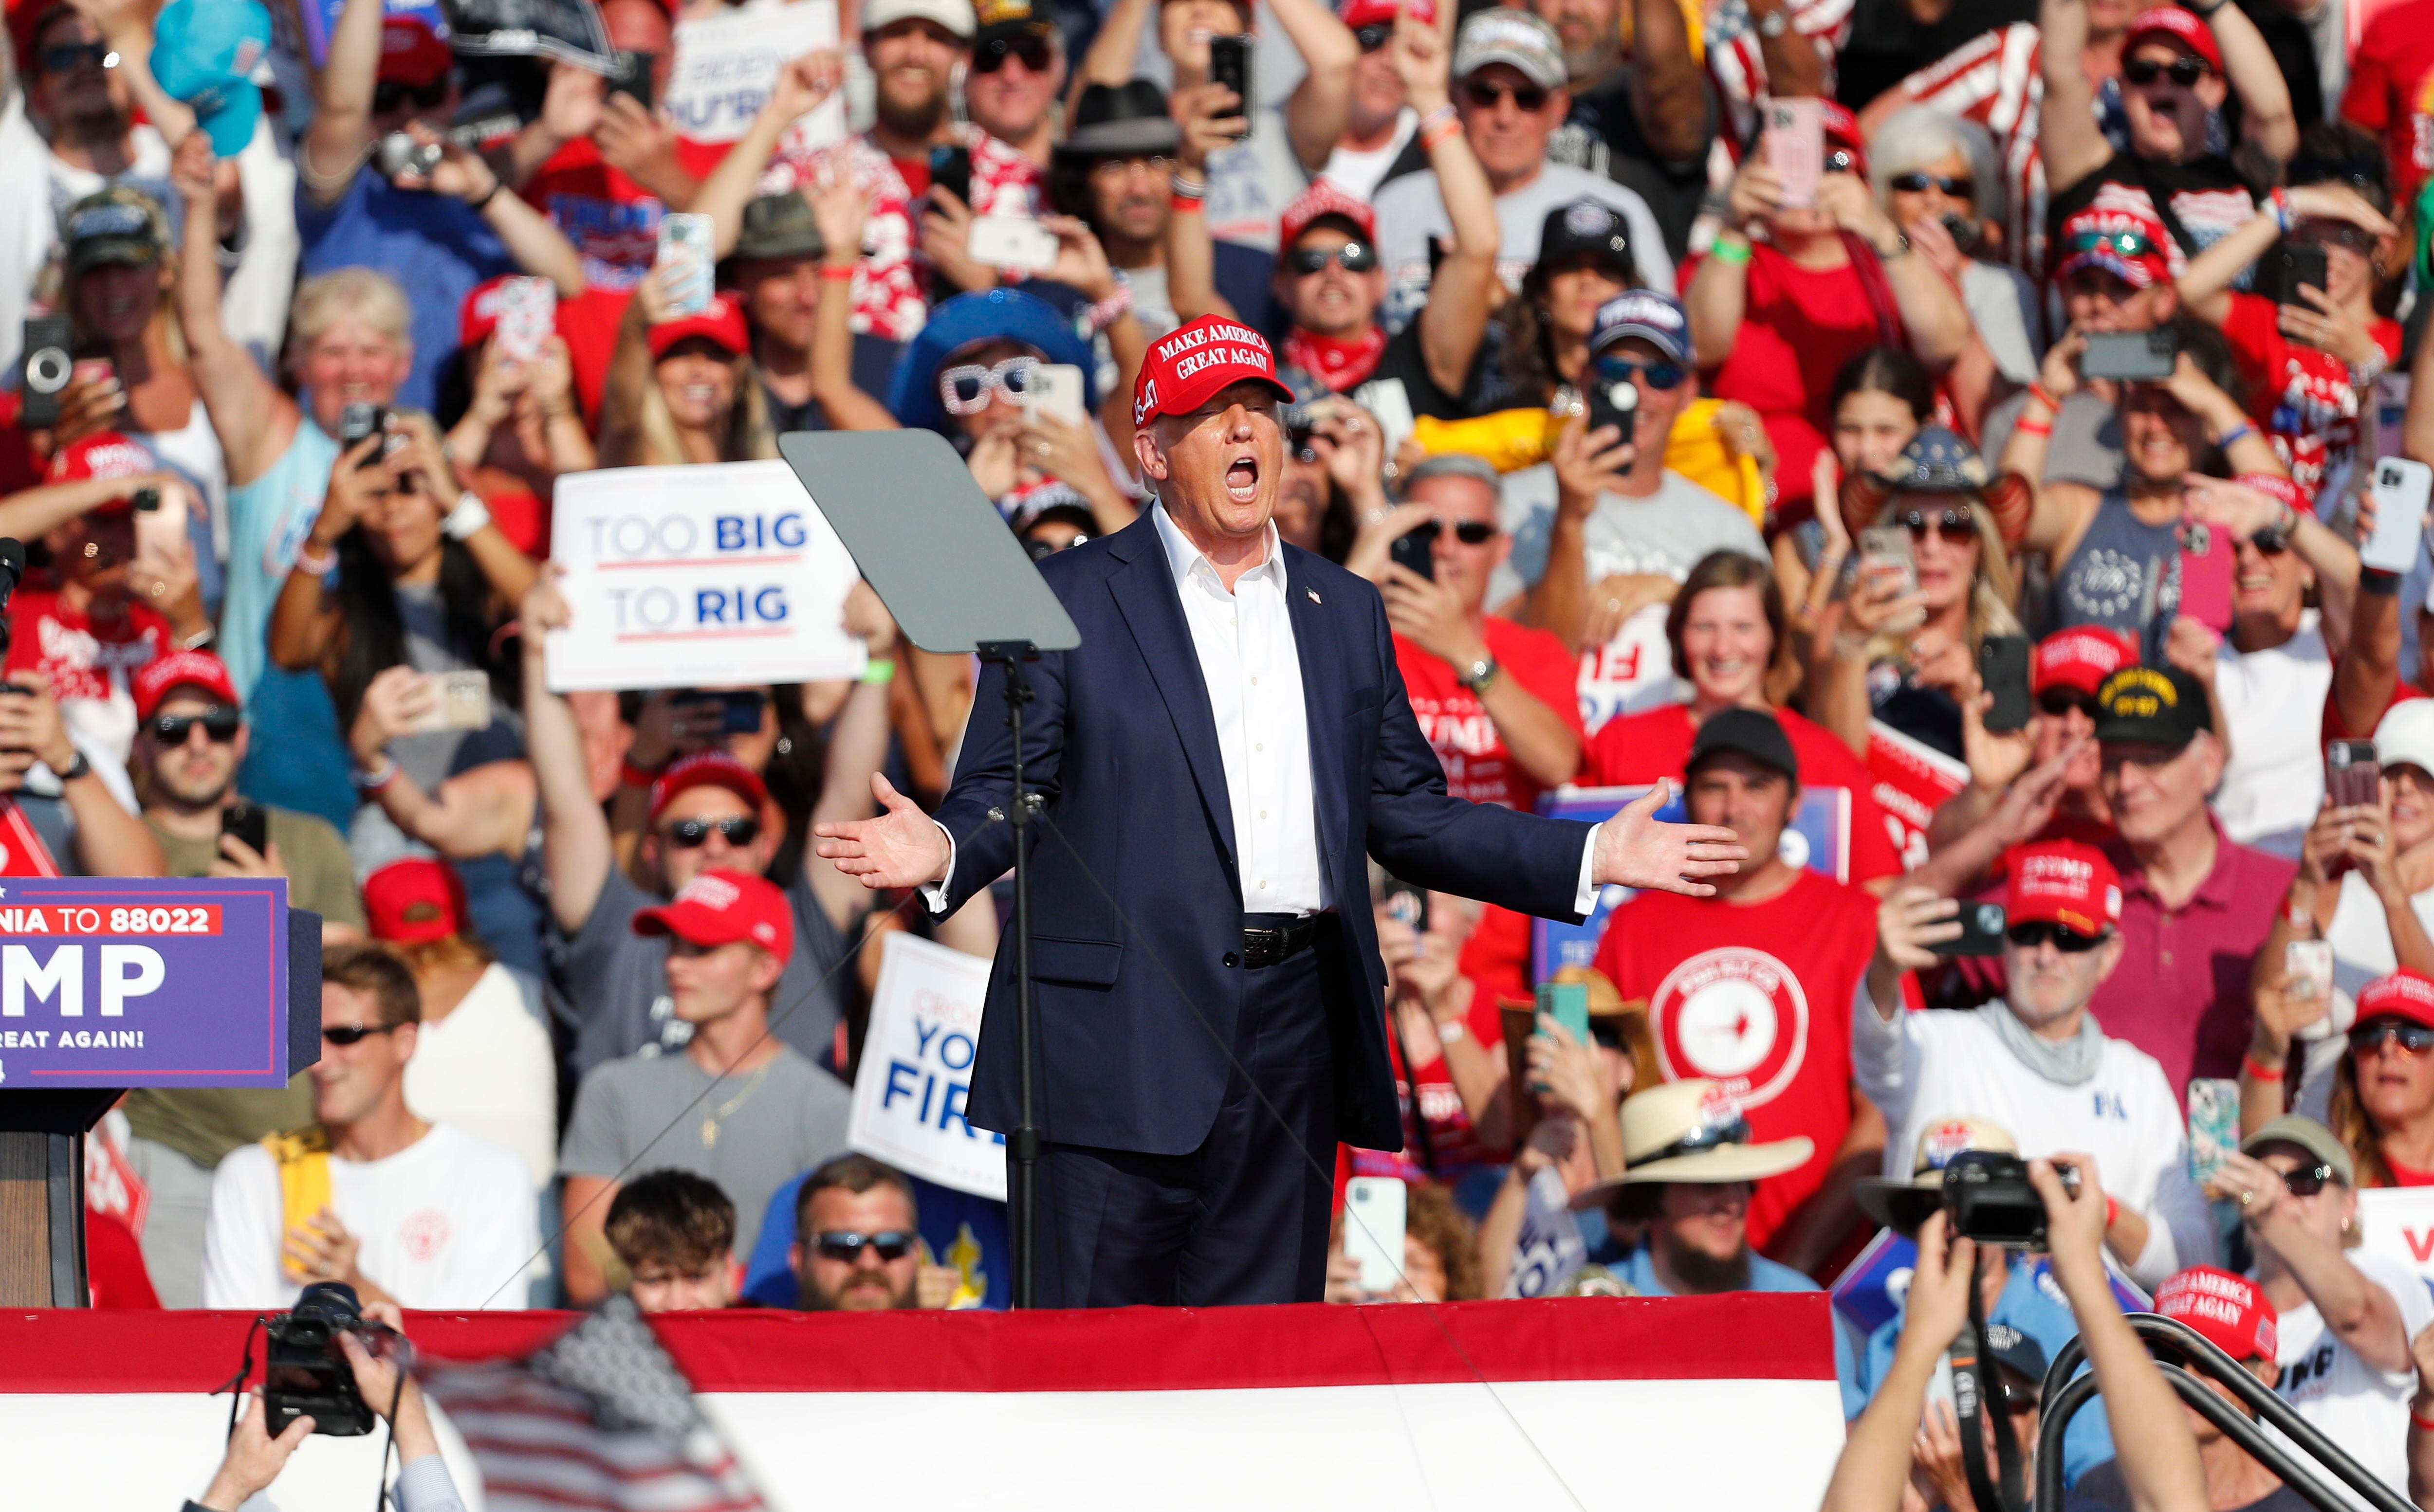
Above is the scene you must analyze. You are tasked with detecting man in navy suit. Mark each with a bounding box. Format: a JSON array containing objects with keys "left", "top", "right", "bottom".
[{"left": 815, "top": 316, "right": 1746, "bottom": 1306}]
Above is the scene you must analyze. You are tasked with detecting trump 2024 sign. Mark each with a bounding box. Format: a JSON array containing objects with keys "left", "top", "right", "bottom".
[{"left": 0, "top": 878, "right": 319, "bottom": 1088}]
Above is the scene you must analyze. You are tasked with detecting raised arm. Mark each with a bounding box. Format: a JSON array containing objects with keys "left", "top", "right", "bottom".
[
  {"left": 1629, "top": 0, "right": 1713, "bottom": 165},
  {"left": 352, "top": 667, "right": 536, "bottom": 858},
  {"left": 300, "top": 0, "right": 385, "bottom": 207},
  {"left": 2039, "top": 0, "right": 2109, "bottom": 196},
  {"left": 1075, "top": 0, "right": 1156, "bottom": 95},
  {"left": 2208, "top": 0, "right": 2297, "bottom": 163},
  {"left": 520, "top": 569, "right": 617, "bottom": 933},
  {"left": 1401, "top": 16, "right": 1501, "bottom": 400},
  {"left": 1821, "top": 1213, "right": 1977, "bottom": 1512},
  {"left": 802, "top": 585, "right": 899, "bottom": 931},
  {"left": 1165, "top": 84, "right": 1241, "bottom": 325},
  {"left": 804, "top": 174, "right": 902, "bottom": 431},
  {"left": 389, "top": 413, "right": 539, "bottom": 605},
  {"left": 2224, "top": 1149, "right": 2411, "bottom": 1371},
  {"left": 169, "top": 134, "right": 297, "bottom": 487},
  {"left": 1522, "top": 418, "right": 1635, "bottom": 649},
  {"left": 269, "top": 437, "right": 386, "bottom": 671},
  {"left": 1819, "top": 174, "right": 1973, "bottom": 369},
  {"left": 0, "top": 673, "right": 166, "bottom": 876},
  {"left": 697, "top": 55, "right": 846, "bottom": 260},
  {"left": 1688, "top": 154, "right": 1776, "bottom": 368},
  {"left": 1274, "top": 0, "right": 1360, "bottom": 175},
  {"left": 597, "top": 270, "right": 671, "bottom": 467},
  {"left": 1748, "top": 0, "right": 1826, "bottom": 101}
]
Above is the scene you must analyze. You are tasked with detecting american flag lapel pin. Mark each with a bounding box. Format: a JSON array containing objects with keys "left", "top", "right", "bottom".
[{"left": 1307, "top": 587, "right": 1322, "bottom": 604}]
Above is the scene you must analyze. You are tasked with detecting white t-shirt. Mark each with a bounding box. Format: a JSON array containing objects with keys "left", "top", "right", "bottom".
[
  {"left": 1374, "top": 160, "right": 1677, "bottom": 331},
  {"left": 2269, "top": 1250, "right": 2434, "bottom": 1508},
  {"left": 1853, "top": 994, "right": 2217, "bottom": 1290},
  {"left": 1320, "top": 110, "right": 1417, "bottom": 201},
  {"left": 2213, "top": 615, "right": 2332, "bottom": 860},
  {"left": 402, "top": 963, "right": 559, "bottom": 1192},
  {"left": 201, "top": 1122, "right": 538, "bottom": 1310}
]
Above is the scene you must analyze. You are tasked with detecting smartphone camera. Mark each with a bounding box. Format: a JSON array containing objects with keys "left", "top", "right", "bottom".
[
  {"left": 374, "top": 132, "right": 443, "bottom": 181},
  {"left": 130, "top": 486, "right": 160, "bottom": 513}
]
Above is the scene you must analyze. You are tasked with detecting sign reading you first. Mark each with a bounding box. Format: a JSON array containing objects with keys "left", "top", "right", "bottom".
[{"left": 0, "top": 878, "right": 313, "bottom": 1088}]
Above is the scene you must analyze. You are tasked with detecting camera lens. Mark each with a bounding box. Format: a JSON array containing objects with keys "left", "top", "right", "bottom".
[{"left": 23, "top": 348, "right": 71, "bottom": 394}]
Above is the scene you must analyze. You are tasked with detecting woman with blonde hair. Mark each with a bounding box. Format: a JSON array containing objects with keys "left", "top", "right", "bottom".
[{"left": 597, "top": 266, "right": 776, "bottom": 469}]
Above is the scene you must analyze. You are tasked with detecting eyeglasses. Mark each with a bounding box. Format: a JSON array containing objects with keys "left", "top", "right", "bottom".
[
  {"left": 323, "top": 1022, "right": 404, "bottom": 1046},
  {"left": 1902, "top": 508, "right": 1975, "bottom": 543},
  {"left": 663, "top": 816, "right": 761, "bottom": 849},
  {"left": 2123, "top": 55, "right": 2212, "bottom": 88},
  {"left": 1640, "top": 1112, "right": 1754, "bottom": 1165},
  {"left": 1890, "top": 172, "right": 1974, "bottom": 198},
  {"left": 2243, "top": 525, "right": 2291, "bottom": 556},
  {"left": 1462, "top": 78, "right": 1549, "bottom": 112},
  {"left": 1401, "top": 519, "right": 1497, "bottom": 547},
  {"left": 2036, "top": 688, "right": 2102, "bottom": 719},
  {"left": 973, "top": 34, "right": 1053, "bottom": 73},
  {"left": 2278, "top": 1162, "right": 2338, "bottom": 1198},
  {"left": 39, "top": 41, "right": 113, "bottom": 73},
  {"left": 938, "top": 355, "right": 1039, "bottom": 416},
  {"left": 1591, "top": 353, "right": 1687, "bottom": 390},
  {"left": 1285, "top": 241, "right": 1379, "bottom": 275},
  {"left": 2351, "top": 1019, "right": 2434, "bottom": 1057},
  {"left": 1355, "top": 23, "right": 1393, "bottom": 50},
  {"left": 151, "top": 709, "right": 241, "bottom": 745},
  {"left": 813, "top": 1229, "right": 916, "bottom": 1263},
  {"left": 2006, "top": 921, "right": 2107, "bottom": 952},
  {"left": 1088, "top": 154, "right": 1177, "bottom": 181},
  {"left": 372, "top": 78, "right": 449, "bottom": 114}
]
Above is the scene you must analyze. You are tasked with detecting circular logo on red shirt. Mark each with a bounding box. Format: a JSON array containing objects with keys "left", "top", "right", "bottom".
[
  {"left": 1648, "top": 946, "right": 1809, "bottom": 1107},
  {"left": 399, "top": 1209, "right": 452, "bottom": 1264}
]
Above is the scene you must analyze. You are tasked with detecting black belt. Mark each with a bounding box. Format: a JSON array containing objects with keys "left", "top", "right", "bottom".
[{"left": 1238, "top": 913, "right": 1320, "bottom": 968}]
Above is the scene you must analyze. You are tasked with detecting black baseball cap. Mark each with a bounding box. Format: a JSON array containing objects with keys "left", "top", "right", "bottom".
[
  {"left": 1687, "top": 707, "right": 1799, "bottom": 783},
  {"left": 2093, "top": 664, "right": 2209, "bottom": 749},
  {"left": 1534, "top": 199, "right": 1635, "bottom": 284},
  {"left": 1983, "top": 1323, "right": 2049, "bottom": 1393}
]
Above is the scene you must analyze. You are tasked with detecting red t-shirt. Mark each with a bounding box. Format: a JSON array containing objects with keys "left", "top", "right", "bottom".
[
  {"left": 2384, "top": 1155, "right": 2434, "bottom": 1187},
  {"left": 2220, "top": 291, "right": 2402, "bottom": 504},
  {"left": 2341, "top": 0, "right": 2434, "bottom": 203},
  {"left": 1394, "top": 617, "right": 1586, "bottom": 812},
  {"left": 0, "top": 390, "right": 45, "bottom": 494},
  {"left": 1457, "top": 904, "right": 1533, "bottom": 1043},
  {"left": 1587, "top": 702, "right": 1903, "bottom": 883},
  {"left": 523, "top": 138, "right": 664, "bottom": 292},
  {"left": 85, "top": 1207, "right": 159, "bottom": 1308},
  {"left": 5, "top": 590, "right": 172, "bottom": 704},
  {"left": 553, "top": 284, "right": 638, "bottom": 435},
  {"left": 1590, "top": 868, "right": 1878, "bottom": 1251}
]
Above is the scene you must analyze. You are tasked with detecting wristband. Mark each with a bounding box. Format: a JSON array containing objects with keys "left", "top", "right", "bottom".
[
  {"left": 443, "top": 491, "right": 493, "bottom": 541},
  {"left": 2364, "top": 566, "right": 2403, "bottom": 596},
  {"left": 2352, "top": 348, "right": 2391, "bottom": 388},
  {"left": 1435, "top": 1016, "right": 1466, "bottom": 1045},
  {"left": 2268, "top": 186, "right": 2293, "bottom": 235},
  {"left": 860, "top": 657, "right": 897, "bottom": 685},
  {"left": 1420, "top": 117, "right": 1463, "bottom": 151},
  {"left": 2104, "top": 1196, "right": 2120, "bottom": 1229},
  {"left": 2013, "top": 418, "right": 2053, "bottom": 438},
  {"left": 355, "top": 755, "right": 400, "bottom": 793},
  {"left": 2243, "top": 1053, "right": 2286, "bottom": 1082},
  {"left": 2027, "top": 383, "right": 2061, "bottom": 413},
  {"left": 466, "top": 178, "right": 501, "bottom": 214},
  {"left": 620, "top": 757, "right": 664, "bottom": 789},
  {"left": 1085, "top": 282, "right": 1134, "bottom": 335},
  {"left": 818, "top": 263, "right": 856, "bottom": 282},
  {"left": 2214, "top": 422, "right": 2255, "bottom": 451},
  {"left": 1417, "top": 102, "right": 1458, "bottom": 136},
  {"left": 1711, "top": 236, "right": 1753, "bottom": 267},
  {"left": 1170, "top": 194, "right": 1205, "bottom": 214},
  {"left": 1168, "top": 172, "right": 1207, "bottom": 201},
  {"left": 293, "top": 541, "right": 337, "bottom": 577}
]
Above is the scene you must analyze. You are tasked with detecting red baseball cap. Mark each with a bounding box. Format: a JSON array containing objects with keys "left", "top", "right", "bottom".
[
  {"left": 1340, "top": 0, "right": 1434, "bottom": 26},
  {"left": 379, "top": 17, "right": 454, "bottom": 88},
  {"left": 2033, "top": 627, "right": 2138, "bottom": 698},
  {"left": 1819, "top": 99, "right": 1868, "bottom": 178},
  {"left": 460, "top": 274, "right": 513, "bottom": 350},
  {"left": 363, "top": 857, "right": 469, "bottom": 944},
  {"left": 2125, "top": 7, "right": 2224, "bottom": 73},
  {"left": 633, "top": 867, "right": 794, "bottom": 964},
  {"left": 646, "top": 293, "right": 750, "bottom": 361},
  {"left": 2355, "top": 968, "right": 2434, "bottom": 1032},
  {"left": 2053, "top": 206, "right": 2173, "bottom": 290},
  {"left": 1277, "top": 181, "right": 1376, "bottom": 256},
  {"left": 2156, "top": 1266, "right": 2277, "bottom": 1362},
  {"left": 646, "top": 750, "right": 769, "bottom": 827},
  {"left": 2005, "top": 839, "right": 2121, "bottom": 937},
  {"left": 47, "top": 432, "right": 154, "bottom": 515},
  {"left": 134, "top": 650, "right": 241, "bottom": 723},
  {"left": 1133, "top": 316, "right": 1294, "bottom": 428}
]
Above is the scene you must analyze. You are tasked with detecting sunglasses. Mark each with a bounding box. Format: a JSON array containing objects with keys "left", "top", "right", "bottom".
[
  {"left": 39, "top": 40, "right": 112, "bottom": 73},
  {"left": 1285, "top": 241, "right": 1379, "bottom": 275},
  {"left": 1462, "top": 78, "right": 1549, "bottom": 112},
  {"left": 663, "top": 816, "right": 761, "bottom": 849},
  {"left": 2006, "top": 920, "right": 2106, "bottom": 952},
  {"left": 2244, "top": 524, "right": 2291, "bottom": 556},
  {"left": 323, "top": 1022, "right": 404, "bottom": 1046},
  {"left": 2123, "top": 55, "right": 2212, "bottom": 88},
  {"left": 1025, "top": 532, "right": 1086, "bottom": 560},
  {"left": 939, "top": 355, "right": 1039, "bottom": 416},
  {"left": 2278, "top": 1162, "right": 2338, "bottom": 1198},
  {"left": 1890, "top": 172, "right": 1973, "bottom": 198},
  {"left": 1902, "top": 508, "right": 1974, "bottom": 543},
  {"left": 372, "top": 78, "right": 449, "bottom": 114},
  {"left": 1355, "top": 22, "right": 1393, "bottom": 50},
  {"left": 2000, "top": 1384, "right": 2042, "bottom": 1415},
  {"left": 813, "top": 1229, "right": 916, "bottom": 1263},
  {"left": 973, "top": 34, "right": 1053, "bottom": 72},
  {"left": 2064, "top": 228, "right": 2158, "bottom": 260},
  {"left": 1591, "top": 353, "right": 1687, "bottom": 391},
  {"left": 2351, "top": 1019, "right": 2434, "bottom": 1057},
  {"left": 2037, "top": 688, "right": 2102, "bottom": 719},
  {"left": 1088, "top": 154, "right": 1177, "bottom": 180},
  {"left": 1402, "top": 519, "right": 1497, "bottom": 547},
  {"left": 151, "top": 709, "right": 241, "bottom": 745}
]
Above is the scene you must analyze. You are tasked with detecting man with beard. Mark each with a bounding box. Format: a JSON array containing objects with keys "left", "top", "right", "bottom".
[
  {"left": 791, "top": 1154, "right": 928, "bottom": 1311},
  {"left": 1601, "top": 1078, "right": 1829, "bottom": 1297},
  {"left": 22, "top": 2, "right": 170, "bottom": 220},
  {"left": 1864, "top": 838, "right": 2216, "bottom": 1290}
]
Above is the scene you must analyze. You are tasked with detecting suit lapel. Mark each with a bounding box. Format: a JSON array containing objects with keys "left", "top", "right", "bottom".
[
  {"left": 1105, "top": 518, "right": 1240, "bottom": 871},
  {"left": 1283, "top": 547, "right": 1349, "bottom": 893}
]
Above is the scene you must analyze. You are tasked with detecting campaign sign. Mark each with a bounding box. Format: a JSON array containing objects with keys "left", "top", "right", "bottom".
[
  {"left": 1831, "top": 1229, "right": 2151, "bottom": 1337},
  {"left": 665, "top": 1, "right": 845, "bottom": 150},
  {"left": 547, "top": 459, "right": 866, "bottom": 692},
  {"left": 1530, "top": 783, "right": 1851, "bottom": 982},
  {"left": 0, "top": 878, "right": 315, "bottom": 1088},
  {"left": 2356, "top": 1188, "right": 2434, "bottom": 1297},
  {"left": 850, "top": 932, "right": 1006, "bottom": 1201}
]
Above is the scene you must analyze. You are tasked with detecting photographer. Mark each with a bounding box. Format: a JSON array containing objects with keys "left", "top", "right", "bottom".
[
  {"left": 1863, "top": 840, "right": 2216, "bottom": 1289},
  {"left": 1823, "top": 1173, "right": 2207, "bottom": 1512},
  {"left": 186, "top": 1302, "right": 466, "bottom": 1512}
]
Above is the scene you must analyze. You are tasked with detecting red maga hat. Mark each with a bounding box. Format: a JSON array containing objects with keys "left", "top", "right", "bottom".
[
  {"left": 646, "top": 294, "right": 750, "bottom": 361},
  {"left": 2125, "top": 7, "right": 2224, "bottom": 72},
  {"left": 2005, "top": 839, "right": 2121, "bottom": 937},
  {"left": 2032, "top": 627, "right": 2138, "bottom": 698},
  {"left": 2356, "top": 968, "right": 2434, "bottom": 1032},
  {"left": 646, "top": 751, "right": 768, "bottom": 827},
  {"left": 133, "top": 650, "right": 240, "bottom": 723},
  {"left": 1133, "top": 316, "right": 1294, "bottom": 429},
  {"left": 2156, "top": 1266, "right": 2277, "bottom": 1362},
  {"left": 1277, "top": 181, "right": 1376, "bottom": 255},
  {"left": 633, "top": 867, "right": 794, "bottom": 964},
  {"left": 364, "top": 857, "right": 469, "bottom": 945}
]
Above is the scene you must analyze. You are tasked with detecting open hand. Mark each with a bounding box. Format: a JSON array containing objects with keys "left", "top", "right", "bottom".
[
  {"left": 196, "top": 1391, "right": 313, "bottom": 1512},
  {"left": 813, "top": 772, "right": 952, "bottom": 888},
  {"left": 1590, "top": 782, "right": 1747, "bottom": 896}
]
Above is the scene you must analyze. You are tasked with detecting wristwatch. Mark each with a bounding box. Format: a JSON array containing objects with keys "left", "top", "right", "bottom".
[
  {"left": 1435, "top": 1016, "right": 1467, "bottom": 1046},
  {"left": 53, "top": 749, "right": 90, "bottom": 783},
  {"left": 1457, "top": 656, "right": 1501, "bottom": 694}
]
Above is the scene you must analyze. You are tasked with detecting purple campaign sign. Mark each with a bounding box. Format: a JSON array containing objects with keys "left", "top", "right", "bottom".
[{"left": 0, "top": 877, "right": 310, "bottom": 1089}]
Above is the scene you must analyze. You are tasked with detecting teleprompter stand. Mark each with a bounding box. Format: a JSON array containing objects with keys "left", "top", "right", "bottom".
[{"left": 777, "top": 432, "right": 1081, "bottom": 1308}]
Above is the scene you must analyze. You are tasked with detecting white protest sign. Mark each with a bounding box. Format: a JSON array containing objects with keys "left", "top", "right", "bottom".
[
  {"left": 2355, "top": 1187, "right": 2434, "bottom": 1291},
  {"left": 850, "top": 931, "right": 1006, "bottom": 1201},
  {"left": 546, "top": 459, "right": 865, "bottom": 692},
  {"left": 664, "top": 0, "right": 845, "bottom": 154}
]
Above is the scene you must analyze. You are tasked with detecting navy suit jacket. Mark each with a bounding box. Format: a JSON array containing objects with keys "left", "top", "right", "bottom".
[{"left": 936, "top": 514, "right": 1596, "bottom": 1157}]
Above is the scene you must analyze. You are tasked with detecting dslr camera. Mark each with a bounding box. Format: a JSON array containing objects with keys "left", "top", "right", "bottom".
[
  {"left": 1941, "top": 1149, "right": 2078, "bottom": 1248},
  {"left": 262, "top": 1281, "right": 401, "bottom": 1436}
]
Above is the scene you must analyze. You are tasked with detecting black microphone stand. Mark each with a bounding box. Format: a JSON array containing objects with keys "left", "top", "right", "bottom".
[{"left": 974, "top": 639, "right": 1041, "bottom": 1307}]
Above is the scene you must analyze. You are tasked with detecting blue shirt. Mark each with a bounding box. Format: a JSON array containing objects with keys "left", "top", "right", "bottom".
[
  {"left": 1614, "top": 1244, "right": 1857, "bottom": 1386},
  {"left": 295, "top": 173, "right": 512, "bottom": 410}
]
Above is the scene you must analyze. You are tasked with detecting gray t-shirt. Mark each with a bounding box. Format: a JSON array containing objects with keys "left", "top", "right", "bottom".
[
  {"left": 1979, "top": 388, "right": 2122, "bottom": 490},
  {"left": 552, "top": 864, "right": 850, "bottom": 1081},
  {"left": 1374, "top": 162, "right": 1677, "bottom": 333},
  {"left": 1494, "top": 466, "right": 1768, "bottom": 605},
  {"left": 559, "top": 1041, "right": 850, "bottom": 1258}
]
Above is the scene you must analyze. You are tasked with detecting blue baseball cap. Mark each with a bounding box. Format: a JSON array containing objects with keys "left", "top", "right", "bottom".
[
  {"left": 1586, "top": 289, "right": 1691, "bottom": 366},
  {"left": 151, "top": 0, "right": 273, "bottom": 158},
  {"left": 886, "top": 287, "right": 1098, "bottom": 437}
]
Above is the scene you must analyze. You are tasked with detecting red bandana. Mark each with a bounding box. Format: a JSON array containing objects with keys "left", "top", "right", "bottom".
[{"left": 1282, "top": 324, "right": 1386, "bottom": 394}]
